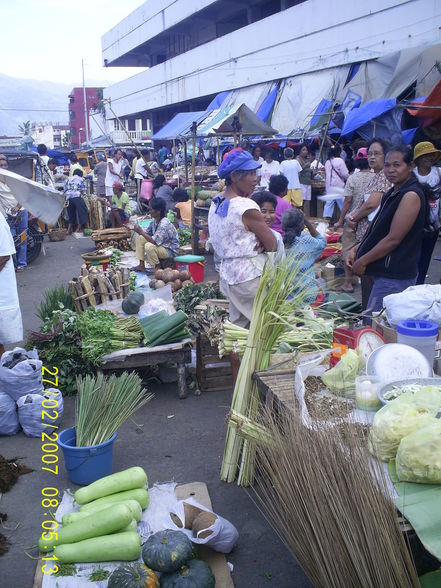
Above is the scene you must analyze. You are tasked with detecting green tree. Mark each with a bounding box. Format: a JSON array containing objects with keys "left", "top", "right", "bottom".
[
  {"left": 18, "top": 120, "right": 31, "bottom": 135},
  {"left": 62, "top": 131, "right": 71, "bottom": 148}
]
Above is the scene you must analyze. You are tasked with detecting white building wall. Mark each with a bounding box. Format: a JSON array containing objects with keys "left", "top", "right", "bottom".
[
  {"left": 102, "top": 0, "right": 219, "bottom": 65},
  {"left": 104, "top": 0, "right": 441, "bottom": 118}
]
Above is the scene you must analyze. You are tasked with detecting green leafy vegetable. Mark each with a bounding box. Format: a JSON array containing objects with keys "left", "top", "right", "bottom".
[
  {"left": 396, "top": 420, "right": 441, "bottom": 483},
  {"left": 36, "top": 284, "right": 75, "bottom": 322},
  {"left": 177, "top": 228, "right": 192, "bottom": 246},
  {"left": 174, "top": 282, "right": 225, "bottom": 336}
]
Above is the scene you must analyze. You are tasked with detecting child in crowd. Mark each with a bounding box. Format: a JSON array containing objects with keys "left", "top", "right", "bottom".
[
  {"left": 268, "top": 174, "right": 293, "bottom": 235},
  {"left": 110, "top": 181, "right": 130, "bottom": 227},
  {"left": 251, "top": 191, "right": 285, "bottom": 263},
  {"left": 173, "top": 188, "right": 192, "bottom": 227}
]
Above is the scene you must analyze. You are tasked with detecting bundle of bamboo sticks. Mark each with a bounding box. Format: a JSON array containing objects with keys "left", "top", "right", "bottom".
[
  {"left": 84, "top": 197, "right": 106, "bottom": 230},
  {"left": 69, "top": 265, "right": 131, "bottom": 312}
]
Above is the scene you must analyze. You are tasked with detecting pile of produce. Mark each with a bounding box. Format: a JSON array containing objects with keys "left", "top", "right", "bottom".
[
  {"left": 141, "top": 529, "right": 214, "bottom": 587},
  {"left": 219, "top": 308, "right": 334, "bottom": 358},
  {"left": 97, "top": 239, "right": 131, "bottom": 251},
  {"left": 75, "top": 372, "right": 153, "bottom": 447},
  {"left": 36, "top": 284, "right": 75, "bottom": 321},
  {"left": 28, "top": 308, "right": 89, "bottom": 396},
  {"left": 38, "top": 467, "right": 149, "bottom": 565},
  {"left": 77, "top": 307, "right": 143, "bottom": 363},
  {"left": 141, "top": 311, "right": 190, "bottom": 347},
  {"left": 149, "top": 268, "right": 193, "bottom": 293},
  {"left": 195, "top": 190, "right": 217, "bottom": 208},
  {"left": 368, "top": 387, "right": 441, "bottom": 461},
  {"left": 109, "top": 248, "right": 122, "bottom": 267},
  {"left": 174, "top": 281, "right": 225, "bottom": 336},
  {"left": 178, "top": 227, "right": 192, "bottom": 246},
  {"left": 395, "top": 420, "right": 441, "bottom": 484}
]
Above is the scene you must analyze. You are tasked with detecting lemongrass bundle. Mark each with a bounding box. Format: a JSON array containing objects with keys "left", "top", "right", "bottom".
[
  {"left": 253, "top": 408, "right": 419, "bottom": 588},
  {"left": 75, "top": 372, "right": 154, "bottom": 446},
  {"left": 220, "top": 256, "right": 314, "bottom": 486}
]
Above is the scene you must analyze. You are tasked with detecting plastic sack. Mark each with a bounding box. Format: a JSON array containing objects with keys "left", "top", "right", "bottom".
[
  {"left": 384, "top": 284, "right": 441, "bottom": 326},
  {"left": 138, "top": 298, "right": 173, "bottom": 319},
  {"left": 168, "top": 497, "right": 238, "bottom": 554},
  {"left": 396, "top": 421, "right": 441, "bottom": 484},
  {"left": 368, "top": 388, "right": 441, "bottom": 461},
  {"left": 0, "top": 347, "right": 43, "bottom": 401},
  {"left": 321, "top": 349, "right": 361, "bottom": 396},
  {"left": 0, "top": 391, "right": 20, "bottom": 435},
  {"left": 17, "top": 388, "right": 63, "bottom": 437}
]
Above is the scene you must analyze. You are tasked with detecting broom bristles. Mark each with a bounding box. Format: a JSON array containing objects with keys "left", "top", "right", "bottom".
[{"left": 253, "top": 409, "right": 419, "bottom": 588}]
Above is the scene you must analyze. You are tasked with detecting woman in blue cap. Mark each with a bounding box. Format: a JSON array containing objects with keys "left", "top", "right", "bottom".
[{"left": 208, "top": 149, "right": 277, "bottom": 329}]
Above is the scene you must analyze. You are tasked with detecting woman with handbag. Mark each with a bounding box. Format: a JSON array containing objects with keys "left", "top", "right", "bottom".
[{"left": 413, "top": 141, "right": 441, "bottom": 284}]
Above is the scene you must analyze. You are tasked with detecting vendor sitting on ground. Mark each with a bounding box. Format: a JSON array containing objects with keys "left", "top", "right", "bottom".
[
  {"left": 152, "top": 174, "right": 174, "bottom": 211},
  {"left": 132, "top": 197, "right": 179, "bottom": 274},
  {"left": 110, "top": 181, "right": 130, "bottom": 228},
  {"left": 282, "top": 208, "right": 326, "bottom": 304},
  {"left": 251, "top": 191, "right": 285, "bottom": 261},
  {"left": 173, "top": 188, "right": 192, "bottom": 228}
]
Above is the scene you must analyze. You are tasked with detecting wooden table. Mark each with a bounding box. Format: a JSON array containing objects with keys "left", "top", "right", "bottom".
[{"left": 99, "top": 339, "right": 193, "bottom": 399}]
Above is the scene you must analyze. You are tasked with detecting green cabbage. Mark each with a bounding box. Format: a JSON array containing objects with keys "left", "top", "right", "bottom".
[
  {"left": 321, "top": 349, "right": 360, "bottom": 395},
  {"left": 369, "top": 389, "right": 441, "bottom": 461},
  {"left": 396, "top": 420, "right": 441, "bottom": 484}
]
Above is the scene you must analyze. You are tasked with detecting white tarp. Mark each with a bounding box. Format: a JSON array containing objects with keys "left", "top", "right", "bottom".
[
  {"left": 196, "top": 103, "right": 277, "bottom": 137},
  {"left": 0, "top": 168, "right": 65, "bottom": 225},
  {"left": 219, "top": 81, "right": 278, "bottom": 115},
  {"left": 270, "top": 66, "right": 350, "bottom": 135}
]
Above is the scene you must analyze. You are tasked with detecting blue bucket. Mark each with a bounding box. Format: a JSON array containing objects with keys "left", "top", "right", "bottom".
[{"left": 58, "top": 427, "right": 117, "bottom": 486}]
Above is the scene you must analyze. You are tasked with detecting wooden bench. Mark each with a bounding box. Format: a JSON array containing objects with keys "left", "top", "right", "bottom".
[{"left": 99, "top": 339, "right": 193, "bottom": 399}]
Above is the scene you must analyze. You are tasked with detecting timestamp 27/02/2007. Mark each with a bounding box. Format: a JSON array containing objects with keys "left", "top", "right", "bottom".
[{"left": 40, "top": 365, "right": 61, "bottom": 575}]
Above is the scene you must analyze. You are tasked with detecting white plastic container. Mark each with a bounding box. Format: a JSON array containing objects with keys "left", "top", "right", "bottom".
[
  {"left": 355, "top": 376, "right": 382, "bottom": 412},
  {"left": 396, "top": 320, "right": 438, "bottom": 368}
]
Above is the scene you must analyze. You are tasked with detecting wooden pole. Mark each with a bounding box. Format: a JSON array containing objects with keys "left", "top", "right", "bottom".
[
  {"left": 190, "top": 122, "right": 197, "bottom": 255},
  {"left": 184, "top": 141, "right": 189, "bottom": 183},
  {"left": 216, "top": 136, "right": 220, "bottom": 165},
  {"left": 173, "top": 139, "right": 178, "bottom": 186},
  {"left": 373, "top": 121, "right": 377, "bottom": 138},
  {"left": 106, "top": 101, "right": 144, "bottom": 159},
  {"left": 313, "top": 100, "right": 336, "bottom": 172}
]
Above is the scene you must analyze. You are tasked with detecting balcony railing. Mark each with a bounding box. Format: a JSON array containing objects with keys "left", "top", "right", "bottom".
[{"left": 110, "top": 130, "right": 152, "bottom": 143}]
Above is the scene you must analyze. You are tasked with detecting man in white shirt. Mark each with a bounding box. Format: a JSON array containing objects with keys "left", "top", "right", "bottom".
[
  {"left": 135, "top": 149, "right": 154, "bottom": 196},
  {"left": 260, "top": 148, "right": 280, "bottom": 189},
  {"left": 280, "top": 147, "right": 303, "bottom": 208}
]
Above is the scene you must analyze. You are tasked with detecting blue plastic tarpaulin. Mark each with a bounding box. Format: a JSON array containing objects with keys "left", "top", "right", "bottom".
[
  {"left": 309, "top": 99, "right": 333, "bottom": 130},
  {"left": 401, "top": 128, "right": 418, "bottom": 144},
  {"left": 207, "top": 91, "right": 232, "bottom": 110},
  {"left": 257, "top": 86, "right": 279, "bottom": 122},
  {"left": 341, "top": 98, "right": 397, "bottom": 136},
  {"left": 152, "top": 111, "right": 209, "bottom": 141}
]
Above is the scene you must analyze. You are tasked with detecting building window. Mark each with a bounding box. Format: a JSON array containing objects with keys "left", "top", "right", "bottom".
[{"left": 70, "top": 111, "right": 76, "bottom": 120}]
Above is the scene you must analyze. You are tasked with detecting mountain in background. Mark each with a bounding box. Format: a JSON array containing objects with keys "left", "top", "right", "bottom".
[{"left": 0, "top": 73, "right": 102, "bottom": 136}]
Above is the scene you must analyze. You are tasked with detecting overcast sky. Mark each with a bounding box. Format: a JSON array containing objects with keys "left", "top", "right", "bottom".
[{"left": 0, "top": 0, "right": 146, "bottom": 86}]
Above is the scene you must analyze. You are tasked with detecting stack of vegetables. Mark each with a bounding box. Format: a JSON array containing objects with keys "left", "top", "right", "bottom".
[
  {"left": 38, "top": 467, "right": 149, "bottom": 565},
  {"left": 140, "top": 311, "right": 190, "bottom": 347},
  {"left": 77, "top": 307, "right": 143, "bottom": 363},
  {"left": 149, "top": 268, "right": 193, "bottom": 293},
  {"left": 195, "top": 189, "right": 217, "bottom": 208},
  {"left": 178, "top": 227, "right": 192, "bottom": 246},
  {"left": 174, "top": 281, "right": 226, "bottom": 336}
]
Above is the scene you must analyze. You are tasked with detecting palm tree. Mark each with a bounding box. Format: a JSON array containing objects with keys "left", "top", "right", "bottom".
[{"left": 18, "top": 120, "right": 31, "bottom": 135}]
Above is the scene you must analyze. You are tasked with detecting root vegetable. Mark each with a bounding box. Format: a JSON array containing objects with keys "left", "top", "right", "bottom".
[
  {"left": 171, "top": 270, "right": 180, "bottom": 281},
  {"left": 154, "top": 269, "right": 164, "bottom": 280},
  {"left": 182, "top": 280, "right": 193, "bottom": 288},
  {"left": 162, "top": 269, "right": 174, "bottom": 283},
  {"left": 174, "top": 279, "right": 182, "bottom": 291},
  {"left": 179, "top": 270, "right": 191, "bottom": 281},
  {"left": 154, "top": 280, "right": 165, "bottom": 289},
  {"left": 149, "top": 278, "right": 157, "bottom": 289}
]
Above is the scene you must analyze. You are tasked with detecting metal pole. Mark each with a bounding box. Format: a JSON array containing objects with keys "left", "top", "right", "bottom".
[
  {"left": 190, "top": 123, "right": 197, "bottom": 255},
  {"left": 105, "top": 100, "right": 144, "bottom": 159},
  {"left": 82, "top": 59, "right": 90, "bottom": 146},
  {"left": 184, "top": 141, "right": 189, "bottom": 183}
]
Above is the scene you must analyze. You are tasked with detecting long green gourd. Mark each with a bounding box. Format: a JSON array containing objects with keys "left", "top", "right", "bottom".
[
  {"left": 55, "top": 532, "right": 141, "bottom": 563},
  {"left": 62, "top": 499, "right": 142, "bottom": 525},
  {"left": 79, "top": 488, "right": 149, "bottom": 512},
  {"left": 74, "top": 467, "right": 147, "bottom": 505},
  {"left": 38, "top": 503, "right": 132, "bottom": 552}
]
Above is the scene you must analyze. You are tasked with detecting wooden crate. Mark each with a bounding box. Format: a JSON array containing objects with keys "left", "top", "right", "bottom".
[{"left": 196, "top": 333, "right": 233, "bottom": 392}]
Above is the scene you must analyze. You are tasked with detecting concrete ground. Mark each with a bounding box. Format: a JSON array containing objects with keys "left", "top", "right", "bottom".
[{"left": 1, "top": 236, "right": 310, "bottom": 588}]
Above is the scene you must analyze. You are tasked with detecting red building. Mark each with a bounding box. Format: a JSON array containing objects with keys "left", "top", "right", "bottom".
[{"left": 68, "top": 87, "right": 104, "bottom": 148}]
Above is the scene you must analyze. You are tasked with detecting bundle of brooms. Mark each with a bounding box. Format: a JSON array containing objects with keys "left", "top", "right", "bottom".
[{"left": 253, "top": 408, "right": 419, "bottom": 588}]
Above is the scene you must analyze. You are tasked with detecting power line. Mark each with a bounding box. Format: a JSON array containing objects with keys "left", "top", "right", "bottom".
[{"left": 0, "top": 108, "right": 68, "bottom": 113}]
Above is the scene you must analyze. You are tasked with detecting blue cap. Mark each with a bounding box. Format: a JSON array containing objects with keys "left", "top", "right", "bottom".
[
  {"left": 396, "top": 320, "right": 438, "bottom": 337},
  {"left": 218, "top": 149, "right": 261, "bottom": 179}
]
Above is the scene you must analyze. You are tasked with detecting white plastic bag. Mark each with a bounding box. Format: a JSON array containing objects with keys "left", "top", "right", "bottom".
[
  {"left": 0, "top": 391, "right": 20, "bottom": 435},
  {"left": 138, "top": 298, "right": 173, "bottom": 319},
  {"left": 0, "top": 347, "right": 43, "bottom": 401},
  {"left": 17, "top": 388, "right": 63, "bottom": 437},
  {"left": 384, "top": 284, "right": 441, "bottom": 326},
  {"left": 168, "top": 497, "right": 239, "bottom": 553}
]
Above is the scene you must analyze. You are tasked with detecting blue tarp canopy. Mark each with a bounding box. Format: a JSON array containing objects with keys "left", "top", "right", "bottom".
[
  {"left": 31, "top": 147, "right": 70, "bottom": 164},
  {"left": 207, "top": 91, "right": 232, "bottom": 110},
  {"left": 257, "top": 86, "right": 279, "bottom": 122},
  {"left": 341, "top": 98, "right": 396, "bottom": 136},
  {"left": 152, "top": 111, "right": 209, "bottom": 141}
]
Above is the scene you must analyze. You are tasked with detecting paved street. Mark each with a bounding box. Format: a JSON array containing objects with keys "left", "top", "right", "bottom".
[{"left": 2, "top": 235, "right": 310, "bottom": 587}]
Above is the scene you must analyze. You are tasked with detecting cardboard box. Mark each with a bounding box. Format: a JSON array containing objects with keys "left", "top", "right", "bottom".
[{"left": 371, "top": 315, "right": 397, "bottom": 343}]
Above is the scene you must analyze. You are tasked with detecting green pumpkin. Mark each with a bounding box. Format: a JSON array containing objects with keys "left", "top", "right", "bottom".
[
  {"left": 122, "top": 297, "right": 140, "bottom": 314},
  {"left": 142, "top": 530, "right": 193, "bottom": 573},
  {"left": 108, "top": 562, "right": 159, "bottom": 588},
  {"left": 130, "top": 291, "right": 145, "bottom": 306},
  {"left": 159, "top": 559, "right": 215, "bottom": 588}
]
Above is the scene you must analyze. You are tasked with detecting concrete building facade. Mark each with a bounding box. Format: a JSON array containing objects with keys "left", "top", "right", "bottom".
[
  {"left": 102, "top": 0, "right": 441, "bottom": 133},
  {"left": 69, "top": 87, "right": 104, "bottom": 148}
]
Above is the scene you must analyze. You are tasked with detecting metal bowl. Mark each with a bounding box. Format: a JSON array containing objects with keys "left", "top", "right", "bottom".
[{"left": 377, "top": 377, "right": 441, "bottom": 404}]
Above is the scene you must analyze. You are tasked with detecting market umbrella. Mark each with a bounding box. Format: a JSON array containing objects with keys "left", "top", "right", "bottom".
[{"left": 0, "top": 168, "right": 65, "bottom": 225}]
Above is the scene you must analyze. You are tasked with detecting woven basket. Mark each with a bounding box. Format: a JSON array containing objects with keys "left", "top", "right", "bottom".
[{"left": 49, "top": 228, "right": 68, "bottom": 242}]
